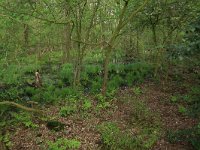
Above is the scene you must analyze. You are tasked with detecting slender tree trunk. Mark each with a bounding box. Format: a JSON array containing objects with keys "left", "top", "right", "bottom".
[
  {"left": 63, "top": 22, "right": 71, "bottom": 63},
  {"left": 74, "top": 0, "right": 100, "bottom": 86},
  {"left": 73, "top": 16, "right": 82, "bottom": 87},
  {"left": 23, "top": 23, "right": 29, "bottom": 49}
]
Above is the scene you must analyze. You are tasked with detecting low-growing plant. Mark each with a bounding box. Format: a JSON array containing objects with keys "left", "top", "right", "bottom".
[
  {"left": 95, "top": 94, "right": 111, "bottom": 110},
  {"left": 170, "top": 95, "right": 178, "bottom": 103},
  {"left": 0, "top": 87, "right": 23, "bottom": 100},
  {"left": 167, "top": 123, "right": 200, "bottom": 150},
  {"left": 0, "top": 132, "right": 13, "bottom": 149},
  {"left": 97, "top": 122, "right": 138, "bottom": 150},
  {"left": 60, "top": 63, "right": 73, "bottom": 85},
  {"left": 47, "top": 138, "right": 81, "bottom": 150},
  {"left": 60, "top": 105, "right": 77, "bottom": 117},
  {"left": 133, "top": 87, "right": 142, "bottom": 95},
  {"left": 11, "top": 112, "right": 38, "bottom": 128},
  {"left": 107, "top": 75, "right": 123, "bottom": 91},
  {"left": 178, "top": 105, "right": 187, "bottom": 114},
  {"left": 82, "top": 99, "right": 92, "bottom": 111}
]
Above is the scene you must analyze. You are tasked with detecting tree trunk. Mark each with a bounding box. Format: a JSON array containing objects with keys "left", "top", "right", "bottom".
[
  {"left": 63, "top": 22, "right": 71, "bottom": 63},
  {"left": 74, "top": 0, "right": 100, "bottom": 86},
  {"left": 23, "top": 24, "right": 29, "bottom": 49},
  {"left": 101, "top": 0, "right": 149, "bottom": 96}
]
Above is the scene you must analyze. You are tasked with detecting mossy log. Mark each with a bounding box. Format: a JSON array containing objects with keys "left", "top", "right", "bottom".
[{"left": 0, "top": 101, "right": 45, "bottom": 114}]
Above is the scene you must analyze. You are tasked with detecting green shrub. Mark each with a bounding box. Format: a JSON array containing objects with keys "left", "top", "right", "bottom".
[
  {"left": 60, "top": 63, "right": 73, "bottom": 85},
  {"left": 0, "top": 87, "right": 23, "bottom": 100},
  {"left": 107, "top": 75, "right": 123, "bottom": 91},
  {"left": 185, "top": 86, "right": 200, "bottom": 118},
  {"left": 81, "top": 62, "right": 153, "bottom": 93},
  {"left": 84, "top": 64, "right": 101, "bottom": 76},
  {"left": 47, "top": 138, "right": 81, "bottom": 150},
  {"left": 24, "top": 87, "right": 36, "bottom": 96},
  {"left": 0, "top": 64, "right": 21, "bottom": 84},
  {"left": 90, "top": 77, "right": 102, "bottom": 93}
]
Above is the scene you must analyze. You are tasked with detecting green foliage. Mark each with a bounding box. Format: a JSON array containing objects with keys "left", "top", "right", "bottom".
[
  {"left": 60, "top": 105, "right": 77, "bottom": 117},
  {"left": 11, "top": 112, "right": 38, "bottom": 128},
  {"left": 47, "top": 138, "right": 81, "bottom": 150},
  {"left": 90, "top": 77, "right": 102, "bottom": 93},
  {"left": 178, "top": 105, "right": 187, "bottom": 114},
  {"left": 126, "top": 97, "right": 161, "bottom": 149},
  {"left": 0, "top": 64, "right": 22, "bottom": 84},
  {"left": 0, "top": 87, "right": 23, "bottom": 100},
  {"left": 96, "top": 94, "right": 111, "bottom": 110},
  {"left": 167, "top": 123, "right": 200, "bottom": 150},
  {"left": 184, "top": 17, "right": 200, "bottom": 56},
  {"left": 133, "top": 87, "right": 142, "bottom": 95},
  {"left": 84, "top": 64, "right": 102, "bottom": 76},
  {"left": 0, "top": 133, "right": 13, "bottom": 148},
  {"left": 46, "top": 121, "right": 65, "bottom": 132},
  {"left": 107, "top": 75, "right": 123, "bottom": 91},
  {"left": 186, "top": 85, "right": 200, "bottom": 118},
  {"left": 23, "top": 85, "right": 81, "bottom": 104},
  {"left": 97, "top": 122, "right": 138, "bottom": 150},
  {"left": 82, "top": 98, "right": 92, "bottom": 111},
  {"left": 129, "top": 98, "right": 156, "bottom": 124},
  {"left": 170, "top": 96, "right": 178, "bottom": 103},
  {"left": 78, "top": 62, "right": 153, "bottom": 93},
  {"left": 60, "top": 63, "right": 73, "bottom": 85}
]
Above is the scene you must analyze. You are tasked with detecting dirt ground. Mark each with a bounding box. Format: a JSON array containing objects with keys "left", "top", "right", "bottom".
[{"left": 10, "top": 82, "right": 198, "bottom": 150}]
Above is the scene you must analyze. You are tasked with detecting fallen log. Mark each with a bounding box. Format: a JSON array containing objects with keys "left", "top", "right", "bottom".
[{"left": 0, "top": 101, "right": 45, "bottom": 114}]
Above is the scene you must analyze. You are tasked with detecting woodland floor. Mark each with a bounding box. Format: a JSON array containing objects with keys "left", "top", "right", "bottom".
[{"left": 10, "top": 81, "right": 198, "bottom": 150}]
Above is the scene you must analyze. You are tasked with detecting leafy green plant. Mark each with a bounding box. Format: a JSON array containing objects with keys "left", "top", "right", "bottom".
[
  {"left": 11, "top": 112, "right": 38, "bottom": 128},
  {"left": 178, "top": 105, "right": 187, "bottom": 114},
  {"left": 97, "top": 122, "right": 138, "bottom": 150},
  {"left": 108, "top": 75, "right": 123, "bottom": 91},
  {"left": 0, "top": 133, "right": 13, "bottom": 149},
  {"left": 82, "top": 99, "right": 92, "bottom": 111},
  {"left": 95, "top": 94, "right": 111, "bottom": 110},
  {"left": 133, "top": 87, "right": 142, "bottom": 95},
  {"left": 0, "top": 87, "right": 23, "bottom": 100},
  {"left": 170, "top": 96, "right": 178, "bottom": 103},
  {"left": 47, "top": 138, "right": 81, "bottom": 150},
  {"left": 60, "top": 105, "right": 77, "bottom": 117},
  {"left": 167, "top": 123, "right": 200, "bottom": 150},
  {"left": 60, "top": 63, "right": 73, "bottom": 85}
]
